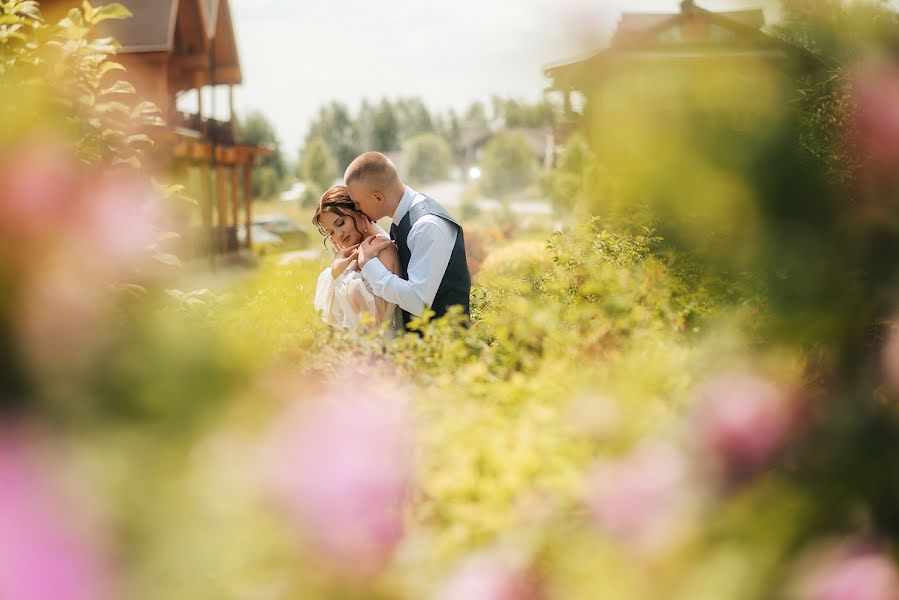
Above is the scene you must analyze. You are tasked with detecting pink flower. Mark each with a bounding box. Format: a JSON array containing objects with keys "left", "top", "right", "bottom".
[
  {"left": 880, "top": 320, "right": 899, "bottom": 394},
  {"left": 852, "top": 61, "right": 899, "bottom": 170},
  {"left": 16, "top": 257, "right": 110, "bottom": 373},
  {"left": 71, "top": 175, "right": 162, "bottom": 277},
  {"left": 584, "top": 441, "right": 691, "bottom": 554},
  {"left": 262, "top": 379, "right": 414, "bottom": 578},
  {"left": 0, "top": 138, "right": 78, "bottom": 258},
  {"left": 0, "top": 433, "right": 112, "bottom": 600},
  {"left": 792, "top": 541, "right": 899, "bottom": 600},
  {"left": 693, "top": 373, "right": 795, "bottom": 480},
  {"left": 436, "top": 551, "right": 541, "bottom": 600}
]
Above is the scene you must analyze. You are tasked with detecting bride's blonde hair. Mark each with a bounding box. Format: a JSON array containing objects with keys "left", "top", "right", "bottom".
[{"left": 312, "top": 185, "right": 372, "bottom": 243}]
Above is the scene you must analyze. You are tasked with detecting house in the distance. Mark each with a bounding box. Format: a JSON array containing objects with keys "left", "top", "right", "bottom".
[
  {"left": 41, "top": 0, "right": 271, "bottom": 258},
  {"left": 544, "top": 1, "right": 819, "bottom": 150}
]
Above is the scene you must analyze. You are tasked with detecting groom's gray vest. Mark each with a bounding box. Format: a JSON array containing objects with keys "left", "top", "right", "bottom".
[{"left": 390, "top": 196, "right": 471, "bottom": 328}]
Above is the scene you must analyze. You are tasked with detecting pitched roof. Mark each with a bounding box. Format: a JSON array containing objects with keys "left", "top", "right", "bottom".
[
  {"left": 611, "top": 7, "right": 765, "bottom": 46},
  {"left": 94, "top": 0, "right": 180, "bottom": 52},
  {"left": 89, "top": 0, "right": 231, "bottom": 52}
]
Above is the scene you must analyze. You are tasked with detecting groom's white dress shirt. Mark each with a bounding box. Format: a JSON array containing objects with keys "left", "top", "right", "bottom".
[{"left": 360, "top": 186, "right": 457, "bottom": 317}]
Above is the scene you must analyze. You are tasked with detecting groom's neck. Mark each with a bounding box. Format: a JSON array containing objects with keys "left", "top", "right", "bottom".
[{"left": 383, "top": 185, "right": 406, "bottom": 220}]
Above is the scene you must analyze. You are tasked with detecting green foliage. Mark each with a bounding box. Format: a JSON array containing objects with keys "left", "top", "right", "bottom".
[
  {"left": 491, "top": 95, "right": 560, "bottom": 129},
  {"left": 252, "top": 165, "right": 282, "bottom": 201},
  {"left": 0, "top": 0, "right": 161, "bottom": 165},
  {"left": 298, "top": 135, "right": 337, "bottom": 191},
  {"left": 302, "top": 100, "right": 359, "bottom": 170},
  {"left": 298, "top": 180, "right": 323, "bottom": 209},
  {"left": 236, "top": 110, "right": 285, "bottom": 180},
  {"left": 479, "top": 130, "right": 537, "bottom": 198},
  {"left": 404, "top": 132, "right": 451, "bottom": 185},
  {"left": 538, "top": 133, "right": 593, "bottom": 215}
]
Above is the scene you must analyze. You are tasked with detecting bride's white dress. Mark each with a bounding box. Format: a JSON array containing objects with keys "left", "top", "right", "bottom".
[{"left": 313, "top": 229, "right": 401, "bottom": 334}]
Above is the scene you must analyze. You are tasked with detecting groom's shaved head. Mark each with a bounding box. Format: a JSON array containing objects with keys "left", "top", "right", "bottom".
[{"left": 344, "top": 152, "right": 404, "bottom": 195}]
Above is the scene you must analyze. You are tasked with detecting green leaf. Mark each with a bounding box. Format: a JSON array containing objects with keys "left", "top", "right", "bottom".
[
  {"left": 89, "top": 3, "right": 133, "bottom": 24},
  {"left": 125, "top": 133, "right": 154, "bottom": 146},
  {"left": 99, "top": 60, "right": 126, "bottom": 77},
  {"left": 61, "top": 8, "right": 84, "bottom": 27},
  {"left": 101, "top": 128, "right": 126, "bottom": 142},
  {"left": 131, "top": 100, "right": 161, "bottom": 117},
  {"left": 112, "top": 155, "right": 141, "bottom": 169},
  {"left": 82, "top": 1, "right": 94, "bottom": 22},
  {"left": 95, "top": 100, "right": 130, "bottom": 115},
  {"left": 100, "top": 80, "right": 135, "bottom": 95},
  {"left": 153, "top": 252, "right": 182, "bottom": 267}
]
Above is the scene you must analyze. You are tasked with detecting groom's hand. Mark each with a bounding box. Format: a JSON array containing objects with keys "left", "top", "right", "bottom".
[{"left": 358, "top": 235, "right": 392, "bottom": 268}]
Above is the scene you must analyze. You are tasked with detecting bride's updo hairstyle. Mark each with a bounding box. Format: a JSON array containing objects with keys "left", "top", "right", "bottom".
[{"left": 312, "top": 185, "right": 372, "bottom": 243}]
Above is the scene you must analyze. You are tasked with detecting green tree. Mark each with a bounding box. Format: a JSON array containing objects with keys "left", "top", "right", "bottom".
[
  {"left": 236, "top": 111, "right": 285, "bottom": 198},
  {"left": 299, "top": 136, "right": 338, "bottom": 192},
  {"left": 395, "top": 97, "right": 434, "bottom": 141},
  {"left": 538, "top": 133, "right": 594, "bottom": 215},
  {"left": 404, "top": 133, "right": 451, "bottom": 185},
  {"left": 462, "top": 101, "right": 489, "bottom": 131},
  {"left": 236, "top": 111, "right": 284, "bottom": 176},
  {"left": 371, "top": 99, "right": 400, "bottom": 152},
  {"left": 303, "top": 101, "right": 359, "bottom": 170},
  {"left": 479, "top": 131, "right": 537, "bottom": 198}
]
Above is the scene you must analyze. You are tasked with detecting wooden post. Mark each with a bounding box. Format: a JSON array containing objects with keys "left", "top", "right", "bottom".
[
  {"left": 243, "top": 163, "right": 253, "bottom": 250},
  {"left": 230, "top": 165, "right": 240, "bottom": 250},
  {"left": 216, "top": 164, "right": 227, "bottom": 254},
  {"left": 199, "top": 162, "right": 211, "bottom": 254}
]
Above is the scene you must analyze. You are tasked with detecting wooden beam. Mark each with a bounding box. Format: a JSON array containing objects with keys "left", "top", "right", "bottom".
[
  {"left": 228, "top": 85, "right": 234, "bottom": 124},
  {"left": 243, "top": 165, "right": 253, "bottom": 251}
]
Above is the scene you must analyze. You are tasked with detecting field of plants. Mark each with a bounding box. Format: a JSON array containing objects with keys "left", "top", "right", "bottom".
[{"left": 2, "top": 1, "right": 899, "bottom": 599}]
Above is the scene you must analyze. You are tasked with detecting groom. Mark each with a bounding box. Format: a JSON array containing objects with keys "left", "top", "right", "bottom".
[{"left": 345, "top": 151, "right": 471, "bottom": 328}]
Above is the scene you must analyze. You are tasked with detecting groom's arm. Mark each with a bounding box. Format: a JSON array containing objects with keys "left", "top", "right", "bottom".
[{"left": 360, "top": 217, "right": 456, "bottom": 317}]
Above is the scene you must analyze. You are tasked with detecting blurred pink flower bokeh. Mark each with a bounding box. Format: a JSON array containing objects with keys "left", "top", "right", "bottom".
[
  {"left": 584, "top": 441, "right": 692, "bottom": 555},
  {"left": 262, "top": 378, "right": 415, "bottom": 578},
  {"left": 0, "top": 433, "right": 112, "bottom": 600},
  {"left": 792, "top": 540, "right": 899, "bottom": 600},
  {"left": 436, "top": 550, "right": 542, "bottom": 600},
  {"left": 693, "top": 373, "right": 797, "bottom": 480}
]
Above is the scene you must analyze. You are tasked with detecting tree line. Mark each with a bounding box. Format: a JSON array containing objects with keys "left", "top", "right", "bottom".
[{"left": 237, "top": 96, "right": 564, "bottom": 203}]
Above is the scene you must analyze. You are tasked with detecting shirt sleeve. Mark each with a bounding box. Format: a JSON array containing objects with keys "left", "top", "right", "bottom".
[{"left": 360, "top": 216, "right": 456, "bottom": 317}]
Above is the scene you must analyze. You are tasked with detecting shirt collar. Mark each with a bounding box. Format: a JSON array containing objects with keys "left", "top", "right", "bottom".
[{"left": 392, "top": 186, "right": 416, "bottom": 225}]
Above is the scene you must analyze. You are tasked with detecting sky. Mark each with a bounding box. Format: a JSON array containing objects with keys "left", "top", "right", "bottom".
[{"left": 223, "top": 0, "right": 779, "bottom": 156}]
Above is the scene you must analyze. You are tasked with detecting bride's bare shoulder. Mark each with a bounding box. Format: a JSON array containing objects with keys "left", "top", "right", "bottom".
[{"left": 375, "top": 236, "right": 400, "bottom": 273}]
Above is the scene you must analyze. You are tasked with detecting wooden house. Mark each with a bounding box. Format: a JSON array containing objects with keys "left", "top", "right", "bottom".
[
  {"left": 544, "top": 1, "right": 819, "bottom": 149},
  {"left": 41, "top": 0, "right": 272, "bottom": 257}
]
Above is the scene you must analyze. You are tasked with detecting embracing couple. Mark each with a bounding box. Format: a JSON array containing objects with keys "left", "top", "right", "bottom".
[{"left": 313, "top": 152, "right": 471, "bottom": 335}]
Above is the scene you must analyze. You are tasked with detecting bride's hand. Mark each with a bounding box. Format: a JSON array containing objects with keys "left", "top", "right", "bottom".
[{"left": 331, "top": 243, "right": 360, "bottom": 279}]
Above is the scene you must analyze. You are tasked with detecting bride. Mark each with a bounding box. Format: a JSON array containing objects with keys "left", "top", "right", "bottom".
[{"left": 312, "top": 185, "right": 402, "bottom": 333}]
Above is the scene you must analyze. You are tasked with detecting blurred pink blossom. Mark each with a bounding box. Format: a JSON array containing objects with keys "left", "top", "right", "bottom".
[
  {"left": 880, "top": 320, "right": 899, "bottom": 394},
  {"left": 584, "top": 441, "right": 691, "bottom": 555},
  {"left": 436, "top": 550, "right": 541, "bottom": 600},
  {"left": 0, "top": 139, "right": 78, "bottom": 257},
  {"left": 16, "top": 258, "right": 110, "bottom": 373},
  {"left": 262, "top": 379, "right": 414, "bottom": 578},
  {"left": 792, "top": 541, "right": 899, "bottom": 600},
  {"left": 0, "top": 433, "right": 111, "bottom": 600},
  {"left": 69, "top": 175, "right": 162, "bottom": 277},
  {"left": 851, "top": 61, "right": 899, "bottom": 170},
  {"left": 693, "top": 373, "right": 796, "bottom": 480}
]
